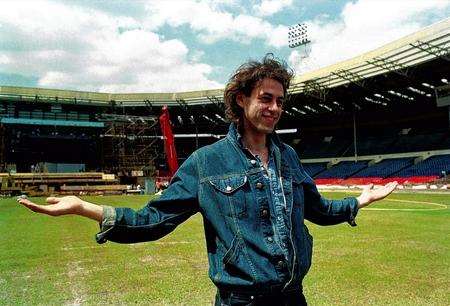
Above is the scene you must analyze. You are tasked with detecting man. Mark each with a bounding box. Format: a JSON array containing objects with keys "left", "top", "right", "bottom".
[{"left": 18, "top": 54, "right": 397, "bottom": 305}]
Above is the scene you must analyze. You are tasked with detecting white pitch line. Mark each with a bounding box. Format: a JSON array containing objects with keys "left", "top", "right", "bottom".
[
  {"left": 62, "top": 246, "right": 101, "bottom": 251},
  {"left": 154, "top": 241, "right": 193, "bottom": 245},
  {"left": 365, "top": 199, "right": 448, "bottom": 211},
  {"left": 61, "top": 241, "right": 195, "bottom": 251}
]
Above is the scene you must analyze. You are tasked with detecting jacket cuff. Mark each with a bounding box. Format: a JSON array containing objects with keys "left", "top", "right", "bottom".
[
  {"left": 95, "top": 205, "right": 116, "bottom": 244},
  {"left": 347, "top": 197, "right": 359, "bottom": 227}
]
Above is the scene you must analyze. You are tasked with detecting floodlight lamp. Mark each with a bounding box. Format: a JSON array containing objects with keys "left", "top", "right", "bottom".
[
  {"left": 288, "top": 22, "right": 310, "bottom": 49},
  {"left": 422, "top": 82, "right": 434, "bottom": 89}
]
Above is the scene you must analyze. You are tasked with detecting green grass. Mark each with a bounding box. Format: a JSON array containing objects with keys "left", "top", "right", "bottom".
[{"left": 0, "top": 192, "right": 449, "bottom": 305}]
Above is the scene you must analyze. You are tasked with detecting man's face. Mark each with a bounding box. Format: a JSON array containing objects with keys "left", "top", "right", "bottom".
[{"left": 237, "top": 78, "right": 284, "bottom": 135}]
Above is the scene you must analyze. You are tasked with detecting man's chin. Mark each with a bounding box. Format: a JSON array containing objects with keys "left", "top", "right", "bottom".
[{"left": 258, "top": 125, "right": 275, "bottom": 134}]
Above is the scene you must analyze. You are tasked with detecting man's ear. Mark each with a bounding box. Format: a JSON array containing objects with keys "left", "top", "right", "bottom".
[{"left": 236, "top": 93, "right": 245, "bottom": 108}]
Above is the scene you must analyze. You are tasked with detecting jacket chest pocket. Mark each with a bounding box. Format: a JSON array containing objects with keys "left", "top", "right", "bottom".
[
  {"left": 292, "top": 171, "right": 306, "bottom": 211},
  {"left": 209, "top": 175, "right": 248, "bottom": 218}
]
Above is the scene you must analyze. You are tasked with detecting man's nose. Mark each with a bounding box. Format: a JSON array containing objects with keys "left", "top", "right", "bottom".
[{"left": 268, "top": 99, "right": 281, "bottom": 111}]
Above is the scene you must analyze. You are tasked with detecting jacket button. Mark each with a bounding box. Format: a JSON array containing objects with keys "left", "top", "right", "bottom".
[
  {"left": 256, "top": 182, "right": 264, "bottom": 189},
  {"left": 261, "top": 209, "right": 269, "bottom": 217},
  {"left": 267, "top": 237, "right": 273, "bottom": 242},
  {"left": 226, "top": 186, "right": 232, "bottom": 191},
  {"left": 277, "top": 260, "right": 285, "bottom": 268},
  {"left": 250, "top": 159, "right": 257, "bottom": 165}
]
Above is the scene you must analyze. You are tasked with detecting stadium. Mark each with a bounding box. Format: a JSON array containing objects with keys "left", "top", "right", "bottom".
[
  {"left": 1, "top": 13, "right": 449, "bottom": 306},
  {"left": 1, "top": 19, "right": 449, "bottom": 195}
]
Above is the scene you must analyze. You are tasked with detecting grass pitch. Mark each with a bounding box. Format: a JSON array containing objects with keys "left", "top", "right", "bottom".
[{"left": 0, "top": 192, "right": 449, "bottom": 305}]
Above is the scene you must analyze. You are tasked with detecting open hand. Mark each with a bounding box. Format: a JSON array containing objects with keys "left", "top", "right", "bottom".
[
  {"left": 17, "top": 195, "right": 83, "bottom": 216},
  {"left": 356, "top": 181, "right": 398, "bottom": 208}
]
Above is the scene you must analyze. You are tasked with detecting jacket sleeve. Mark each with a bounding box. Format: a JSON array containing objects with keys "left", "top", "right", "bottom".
[
  {"left": 95, "top": 152, "right": 200, "bottom": 244},
  {"left": 302, "top": 172, "right": 359, "bottom": 226},
  {"left": 286, "top": 144, "right": 359, "bottom": 226}
]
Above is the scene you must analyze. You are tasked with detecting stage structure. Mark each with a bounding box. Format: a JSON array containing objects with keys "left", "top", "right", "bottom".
[
  {"left": 99, "top": 113, "right": 160, "bottom": 176},
  {"left": 0, "top": 124, "right": 5, "bottom": 171}
]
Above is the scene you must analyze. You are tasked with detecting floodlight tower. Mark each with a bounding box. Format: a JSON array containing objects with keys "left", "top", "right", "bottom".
[
  {"left": 288, "top": 23, "right": 311, "bottom": 57},
  {"left": 288, "top": 23, "right": 310, "bottom": 47}
]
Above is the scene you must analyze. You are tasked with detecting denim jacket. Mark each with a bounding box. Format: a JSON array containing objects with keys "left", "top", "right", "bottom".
[{"left": 96, "top": 123, "right": 359, "bottom": 294}]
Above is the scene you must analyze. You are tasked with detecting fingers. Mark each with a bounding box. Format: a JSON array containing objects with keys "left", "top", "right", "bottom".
[
  {"left": 17, "top": 196, "right": 60, "bottom": 215},
  {"left": 16, "top": 195, "right": 30, "bottom": 206},
  {"left": 17, "top": 197, "right": 50, "bottom": 214},
  {"left": 372, "top": 182, "right": 397, "bottom": 192},
  {"left": 375, "top": 181, "right": 398, "bottom": 199},
  {"left": 385, "top": 181, "right": 398, "bottom": 192}
]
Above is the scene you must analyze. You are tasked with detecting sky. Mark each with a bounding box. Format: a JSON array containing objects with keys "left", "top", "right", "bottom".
[{"left": 0, "top": 0, "right": 449, "bottom": 93}]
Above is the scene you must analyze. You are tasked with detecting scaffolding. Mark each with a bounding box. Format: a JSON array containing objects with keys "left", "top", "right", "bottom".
[
  {"left": 0, "top": 124, "right": 5, "bottom": 172},
  {"left": 100, "top": 114, "right": 161, "bottom": 175}
]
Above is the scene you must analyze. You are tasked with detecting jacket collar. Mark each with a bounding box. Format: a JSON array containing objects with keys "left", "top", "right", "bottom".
[{"left": 226, "top": 122, "right": 285, "bottom": 152}]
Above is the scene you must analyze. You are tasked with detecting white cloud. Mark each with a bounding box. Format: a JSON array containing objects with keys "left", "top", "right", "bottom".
[
  {"left": 144, "top": 0, "right": 288, "bottom": 47},
  {"left": 253, "top": 0, "right": 293, "bottom": 17},
  {"left": 191, "top": 49, "right": 206, "bottom": 62},
  {"left": 0, "top": 0, "right": 222, "bottom": 92},
  {"left": 0, "top": 54, "right": 10, "bottom": 65},
  {"left": 289, "top": 0, "right": 450, "bottom": 75}
]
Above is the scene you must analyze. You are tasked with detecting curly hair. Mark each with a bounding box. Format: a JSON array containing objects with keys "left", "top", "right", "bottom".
[{"left": 223, "top": 53, "right": 294, "bottom": 122}]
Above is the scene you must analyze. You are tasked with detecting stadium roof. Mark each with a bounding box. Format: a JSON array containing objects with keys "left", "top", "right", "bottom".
[
  {"left": 289, "top": 17, "right": 450, "bottom": 93},
  {"left": 0, "top": 18, "right": 449, "bottom": 107}
]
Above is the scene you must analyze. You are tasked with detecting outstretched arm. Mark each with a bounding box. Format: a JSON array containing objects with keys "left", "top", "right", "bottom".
[
  {"left": 16, "top": 152, "right": 200, "bottom": 244},
  {"left": 304, "top": 179, "right": 398, "bottom": 226},
  {"left": 287, "top": 145, "right": 398, "bottom": 226},
  {"left": 356, "top": 181, "right": 398, "bottom": 208},
  {"left": 17, "top": 195, "right": 103, "bottom": 222}
]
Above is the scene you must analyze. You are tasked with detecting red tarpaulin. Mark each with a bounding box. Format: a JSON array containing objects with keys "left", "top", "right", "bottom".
[
  {"left": 314, "top": 176, "right": 440, "bottom": 185},
  {"left": 159, "top": 106, "right": 179, "bottom": 177}
]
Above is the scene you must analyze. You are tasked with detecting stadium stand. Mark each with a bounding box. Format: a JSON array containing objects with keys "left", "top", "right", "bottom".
[
  {"left": 353, "top": 157, "right": 414, "bottom": 178},
  {"left": 349, "top": 135, "right": 398, "bottom": 156},
  {"left": 304, "top": 154, "right": 450, "bottom": 185},
  {"left": 436, "top": 132, "right": 450, "bottom": 150},
  {"left": 386, "top": 132, "right": 445, "bottom": 154},
  {"left": 316, "top": 161, "right": 368, "bottom": 179},
  {"left": 299, "top": 129, "right": 450, "bottom": 158},
  {"left": 395, "top": 154, "right": 450, "bottom": 177},
  {"left": 302, "top": 162, "right": 328, "bottom": 177},
  {"left": 297, "top": 137, "right": 351, "bottom": 159}
]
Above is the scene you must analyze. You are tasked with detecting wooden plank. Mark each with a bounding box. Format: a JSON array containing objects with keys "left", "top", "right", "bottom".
[
  {"left": 20, "top": 179, "right": 119, "bottom": 184},
  {"left": 60, "top": 185, "right": 128, "bottom": 191}
]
